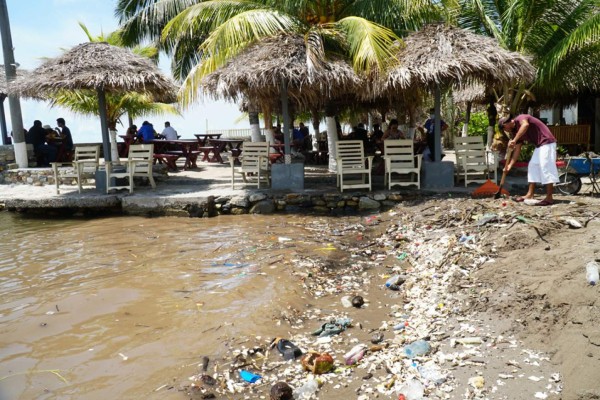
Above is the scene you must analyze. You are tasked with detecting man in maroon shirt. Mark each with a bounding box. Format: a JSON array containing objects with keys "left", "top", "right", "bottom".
[{"left": 499, "top": 114, "right": 558, "bottom": 206}]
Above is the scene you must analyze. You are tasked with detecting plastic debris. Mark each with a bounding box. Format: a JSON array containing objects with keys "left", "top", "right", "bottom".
[{"left": 239, "top": 370, "right": 261, "bottom": 383}]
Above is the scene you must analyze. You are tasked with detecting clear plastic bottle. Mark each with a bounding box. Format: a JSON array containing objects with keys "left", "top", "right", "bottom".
[
  {"left": 294, "top": 379, "right": 319, "bottom": 399},
  {"left": 403, "top": 340, "right": 431, "bottom": 358},
  {"left": 586, "top": 261, "right": 599, "bottom": 285},
  {"left": 396, "top": 378, "right": 424, "bottom": 400}
]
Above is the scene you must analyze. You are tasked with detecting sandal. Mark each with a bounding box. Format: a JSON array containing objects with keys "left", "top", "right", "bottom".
[
  {"left": 276, "top": 339, "right": 303, "bottom": 360},
  {"left": 535, "top": 200, "right": 553, "bottom": 206}
]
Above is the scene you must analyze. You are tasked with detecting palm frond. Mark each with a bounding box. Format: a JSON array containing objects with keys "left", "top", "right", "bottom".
[
  {"left": 161, "top": 1, "right": 266, "bottom": 51},
  {"left": 117, "top": 0, "right": 200, "bottom": 46},
  {"left": 196, "top": 9, "right": 299, "bottom": 75},
  {"left": 336, "top": 16, "right": 401, "bottom": 74}
]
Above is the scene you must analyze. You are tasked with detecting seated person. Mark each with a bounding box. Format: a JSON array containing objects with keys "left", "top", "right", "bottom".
[
  {"left": 137, "top": 121, "right": 156, "bottom": 143},
  {"left": 381, "top": 119, "right": 406, "bottom": 140},
  {"left": 417, "top": 108, "right": 448, "bottom": 161},
  {"left": 26, "top": 120, "right": 57, "bottom": 166},
  {"left": 125, "top": 125, "right": 138, "bottom": 137},
  {"left": 292, "top": 122, "right": 310, "bottom": 151},
  {"left": 371, "top": 124, "right": 384, "bottom": 142},
  {"left": 273, "top": 124, "right": 284, "bottom": 144},
  {"left": 56, "top": 118, "right": 74, "bottom": 152},
  {"left": 161, "top": 121, "right": 178, "bottom": 140}
]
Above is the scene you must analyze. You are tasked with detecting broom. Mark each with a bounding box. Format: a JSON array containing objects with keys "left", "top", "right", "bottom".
[{"left": 471, "top": 146, "right": 512, "bottom": 199}]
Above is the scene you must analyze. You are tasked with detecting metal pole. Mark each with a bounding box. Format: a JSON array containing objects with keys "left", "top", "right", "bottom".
[
  {"left": 0, "top": 0, "right": 26, "bottom": 166},
  {"left": 97, "top": 87, "right": 111, "bottom": 162},
  {"left": 434, "top": 84, "right": 441, "bottom": 162},
  {"left": 0, "top": 95, "right": 8, "bottom": 144},
  {"left": 280, "top": 78, "right": 291, "bottom": 163}
]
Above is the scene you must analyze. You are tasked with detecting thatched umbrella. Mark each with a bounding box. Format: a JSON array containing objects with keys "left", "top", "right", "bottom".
[
  {"left": 0, "top": 65, "right": 26, "bottom": 144},
  {"left": 379, "top": 24, "right": 536, "bottom": 162},
  {"left": 12, "top": 42, "right": 178, "bottom": 161},
  {"left": 202, "top": 34, "right": 361, "bottom": 158}
]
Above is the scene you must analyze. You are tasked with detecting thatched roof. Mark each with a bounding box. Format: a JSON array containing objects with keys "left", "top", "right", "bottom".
[
  {"left": 379, "top": 24, "right": 536, "bottom": 94},
  {"left": 201, "top": 35, "right": 362, "bottom": 111},
  {"left": 0, "top": 65, "right": 27, "bottom": 96},
  {"left": 12, "top": 42, "right": 178, "bottom": 102},
  {"left": 452, "top": 82, "right": 490, "bottom": 104}
]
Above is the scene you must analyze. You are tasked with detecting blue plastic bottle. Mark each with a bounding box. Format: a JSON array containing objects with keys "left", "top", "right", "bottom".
[{"left": 403, "top": 340, "right": 431, "bottom": 358}]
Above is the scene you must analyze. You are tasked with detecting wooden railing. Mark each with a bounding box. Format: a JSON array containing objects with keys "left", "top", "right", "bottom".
[{"left": 548, "top": 125, "right": 591, "bottom": 150}]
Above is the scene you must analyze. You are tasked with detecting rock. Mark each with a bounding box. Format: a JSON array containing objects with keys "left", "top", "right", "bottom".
[
  {"left": 351, "top": 295, "right": 364, "bottom": 308},
  {"left": 229, "top": 196, "right": 249, "bottom": 208},
  {"left": 270, "top": 382, "right": 293, "bottom": 400},
  {"left": 248, "top": 193, "right": 267, "bottom": 202},
  {"left": 250, "top": 200, "right": 275, "bottom": 214},
  {"left": 359, "top": 197, "right": 380, "bottom": 210},
  {"left": 373, "top": 193, "right": 386, "bottom": 201}
]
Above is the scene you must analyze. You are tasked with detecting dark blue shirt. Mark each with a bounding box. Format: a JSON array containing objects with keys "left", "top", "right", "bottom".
[{"left": 137, "top": 125, "right": 155, "bottom": 142}]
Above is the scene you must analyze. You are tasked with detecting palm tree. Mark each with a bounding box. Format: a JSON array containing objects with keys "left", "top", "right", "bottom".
[
  {"left": 116, "top": 0, "right": 446, "bottom": 169},
  {"left": 457, "top": 0, "right": 600, "bottom": 111}
]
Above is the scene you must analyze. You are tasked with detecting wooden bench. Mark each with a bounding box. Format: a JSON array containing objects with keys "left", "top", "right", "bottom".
[
  {"left": 153, "top": 153, "right": 180, "bottom": 171},
  {"left": 549, "top": 125, "right": 591, "bottom": 152},
  {"left": 198, "top": 146, "right": 223, "bottom": 163}
]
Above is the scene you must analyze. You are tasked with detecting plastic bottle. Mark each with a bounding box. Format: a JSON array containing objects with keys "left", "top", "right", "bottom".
[
  {"left": 386, "top": 274, "right": 405, "bottom": 291},
  {"left": 418, "top": 362, "right": 446, "bottom": 385},
  {"left": 586, "top": 261, "right": 599, "bottom": 285},
  {"left": 293, "top": 379, "right": 319, "bottom": 399},
  {"left": 396, "top": 378, "right": 424, "bottom": 400},
  {"left": 403, "top": 340, "right": 431, "bottom": 358}
]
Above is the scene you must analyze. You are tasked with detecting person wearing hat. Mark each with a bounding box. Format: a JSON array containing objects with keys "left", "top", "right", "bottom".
[{"left": 499, "top": 114, "right": 558, "bottom": 206}]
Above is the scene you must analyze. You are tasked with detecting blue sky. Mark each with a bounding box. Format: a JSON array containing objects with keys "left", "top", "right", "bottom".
[{"left": 4, "top": 0, "right": 245, "bottom": 143}]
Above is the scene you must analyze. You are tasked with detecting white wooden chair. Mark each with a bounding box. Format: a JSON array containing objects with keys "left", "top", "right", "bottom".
[
  {"left": 231, "top": 142, "right": 270, "bottom": 189},
  {"left": 383, "top": 139, "right": 422, "bottom": 189},
  {"left": 106, "top": 144, "right": 156, "bottom": 193},
  {"left": 51, "top": 145, "right": 100, "bottom": 194},
  {"left": 335, "top": 140, "right": 373, "bottom": 192},
  {"left": 454, "top": 136, "right": 498, "bottom": 186}
]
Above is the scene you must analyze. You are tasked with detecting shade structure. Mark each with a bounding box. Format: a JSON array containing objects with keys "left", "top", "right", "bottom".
[
  {"left": 379, "top": 24, "right": 536, "bottom": 162},
  {"left": 201, "top": 34, "right": 361, "bottom": 112},
  {"left": 11, "top": 42, "right": 178, "bottom": 161},
  {"left": 202, "top": 34, "right": 362, "bottom": 159}
]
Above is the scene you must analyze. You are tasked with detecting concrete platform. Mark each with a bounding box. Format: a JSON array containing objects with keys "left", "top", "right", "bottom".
[{"left": 0, "top": 152, "right": 536, "bottom": 216}]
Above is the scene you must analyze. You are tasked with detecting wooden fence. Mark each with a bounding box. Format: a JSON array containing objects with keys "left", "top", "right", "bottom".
[{"left": 548, "top": 125, "right": 591, "bottom": 150}]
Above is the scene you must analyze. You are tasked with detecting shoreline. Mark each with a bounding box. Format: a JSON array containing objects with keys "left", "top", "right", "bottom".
[{"left": 168, "top": 195, "right": 600, "bottom": 400}]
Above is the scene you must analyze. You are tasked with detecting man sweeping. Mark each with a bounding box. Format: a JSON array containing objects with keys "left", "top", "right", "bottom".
[{"left": 499, "top": 115, "right": 559, "bottom": 206}]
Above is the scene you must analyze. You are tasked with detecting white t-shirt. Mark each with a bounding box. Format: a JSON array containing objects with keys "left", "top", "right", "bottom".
[{"left": 162, "top": 126, "right": 178, "bottom": 140}]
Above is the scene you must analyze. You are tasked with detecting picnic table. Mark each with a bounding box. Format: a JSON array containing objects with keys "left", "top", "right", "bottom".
[
  {"left": 194, "top": 133, "right": 223, "bottom": 146},
  {"left": 201, "top": 138, "right": 245, "bottom": 164},
  {"left": 152, "top": 139, "right": 200, "bottom": 170}
]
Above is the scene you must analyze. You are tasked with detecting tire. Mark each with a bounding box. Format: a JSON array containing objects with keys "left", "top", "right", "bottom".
[{"left": 556, "top": 173, "right": 582, "bottom": 195}]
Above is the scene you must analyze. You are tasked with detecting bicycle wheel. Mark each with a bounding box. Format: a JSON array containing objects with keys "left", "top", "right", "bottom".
[{"left": 556, "top": 173, "right": 582, "bottom": 195}]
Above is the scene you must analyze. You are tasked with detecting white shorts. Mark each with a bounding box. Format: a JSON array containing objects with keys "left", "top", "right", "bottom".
[{"left": 528, "top": 142, "right": 559, "bottom": 185}]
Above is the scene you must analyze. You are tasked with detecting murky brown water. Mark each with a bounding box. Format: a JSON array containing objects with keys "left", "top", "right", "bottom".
[{"left": 0, "top": 211, "right": 357, "bottom": 399}]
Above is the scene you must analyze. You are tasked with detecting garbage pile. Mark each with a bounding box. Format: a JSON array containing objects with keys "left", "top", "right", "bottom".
[{"left": 180, "top": 197, "right": 592, "bottom": 399}]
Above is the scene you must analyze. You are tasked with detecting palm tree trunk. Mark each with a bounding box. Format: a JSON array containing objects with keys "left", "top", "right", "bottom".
[
  {"left": 311, "top": 109, "right": 320, "bottom": 150},
  {"left": 325, "top": 102, "right": 338, "bottom": 172},
  {"left": 263, "top": 105, "right": 274, "bottom": 144},
  {"left": 486, "top": 98, "right": 498, "bottom": 150},
  {"left": 462, "top": 101, "right": 472, "bottom": 137},
  {"left": 248, "top": 103, "right": 261, "bottom": 142}
]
